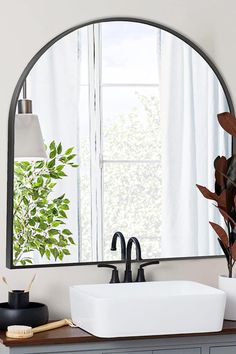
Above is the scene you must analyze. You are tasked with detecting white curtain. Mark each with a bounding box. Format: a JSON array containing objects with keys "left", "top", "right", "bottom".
[
  {"left": 160, "top": 31, "right": 230, "bottom": 257},
  {"left": 27, "top": 31, "right": 80, "bottom": 262}
]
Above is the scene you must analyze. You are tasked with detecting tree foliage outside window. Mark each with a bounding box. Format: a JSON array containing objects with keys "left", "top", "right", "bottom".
[
  {"left": 78, "top": 94, "right": 162, "bottom": 261},
  {"left": 13, "top": 141, "right": 78, "bottom": 266},
  {"left": 103, "top": 94, "right": 162, "bottom": 260}
]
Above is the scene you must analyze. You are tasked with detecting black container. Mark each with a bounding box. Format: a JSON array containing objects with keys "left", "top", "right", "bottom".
[
  {"left": 8, "top": 290, "right": 29, "bottom": 309},
  {"left": 0, "top": 302, "right": 49, "bottom": 330}
]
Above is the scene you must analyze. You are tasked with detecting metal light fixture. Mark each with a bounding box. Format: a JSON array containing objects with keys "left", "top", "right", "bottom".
[{"left": 14, "top": 80, "right": 47, "bottom": 160}]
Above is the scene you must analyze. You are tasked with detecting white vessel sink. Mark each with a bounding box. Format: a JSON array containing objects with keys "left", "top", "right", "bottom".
[{"left": 70, "top": 281, "right": 226, "bottom": 338}]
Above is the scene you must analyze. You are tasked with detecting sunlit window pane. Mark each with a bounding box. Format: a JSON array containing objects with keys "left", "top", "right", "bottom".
[
  {"left": 101, "top": 22, "right": 159, "bottom": 84},
  {"left": 103, "top": 163, "right": 162, "bottom": 261},
  {"left": 102, "top": 87, "right": 160, "bottom": 160}
]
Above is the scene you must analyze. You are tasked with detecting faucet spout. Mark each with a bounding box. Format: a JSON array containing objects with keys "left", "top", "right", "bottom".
[
  {"left": 124, "top": 237, "right": 142, "bottom": 282},
  {"left": 111, "top": 232, "right": 126, "bottom": 260}
]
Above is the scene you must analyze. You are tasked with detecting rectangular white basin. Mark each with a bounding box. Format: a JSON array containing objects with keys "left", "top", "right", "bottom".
[{"left": 70, "top": 281, "right": 226, "bottom": 338}]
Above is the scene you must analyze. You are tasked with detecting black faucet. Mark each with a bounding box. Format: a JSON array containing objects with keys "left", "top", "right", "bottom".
[
  {"left": 124, "top": 237, "right": 142, "bottom": 283},
  {"left": 111, "top": 231, "right": 126, "bottom": 260},
  {"left": 99, "top": 235, "right": 158, "bottom": 283}
]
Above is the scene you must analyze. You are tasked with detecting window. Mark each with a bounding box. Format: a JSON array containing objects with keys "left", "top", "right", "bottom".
[{"left": 78, "top": 22, "right": 162, "bottom": 261}]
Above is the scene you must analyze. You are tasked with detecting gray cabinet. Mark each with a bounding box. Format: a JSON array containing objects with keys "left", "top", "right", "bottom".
[
  {"left": 210, "top": 346, "right": 236, "bottom": 354},
  {"left": 154, "top": 349, "right": 201, "bottom": 354},
  {"left": 2, "top": 333, "right": 236, "bottom": 354},
  {"left": 104, "top": 351, "right": 151, "bottom": 354},
  {"left": 104, "top": 352, "right": 151, "bottom": 354}
]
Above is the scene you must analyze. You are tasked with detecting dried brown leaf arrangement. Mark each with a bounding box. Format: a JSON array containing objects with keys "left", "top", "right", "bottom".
[{"left": 197, "top": 112, "right": 236, "bottom": 277}]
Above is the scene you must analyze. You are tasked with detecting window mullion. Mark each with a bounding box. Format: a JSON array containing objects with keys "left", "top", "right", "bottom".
[{"left": 88, "top": 24, "right": 103, "bottom": 261}]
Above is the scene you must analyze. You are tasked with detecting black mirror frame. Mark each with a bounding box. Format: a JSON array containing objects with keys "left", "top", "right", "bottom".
[{"left": 6, "top": 17, "right": 235, "bottom": 269}]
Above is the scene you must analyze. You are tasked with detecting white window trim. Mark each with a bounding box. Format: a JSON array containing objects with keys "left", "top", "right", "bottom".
[{"left": 87, "top": 24, "right": 103, "bottom": 261}]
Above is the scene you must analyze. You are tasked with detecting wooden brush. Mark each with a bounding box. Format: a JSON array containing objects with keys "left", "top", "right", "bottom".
[{"left": 6, "top": 319, "right": 73, "bottom": 339}]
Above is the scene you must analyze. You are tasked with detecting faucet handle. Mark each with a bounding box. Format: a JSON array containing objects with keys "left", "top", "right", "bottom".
[
  {"left": 136, "top": 260, "right": 160, "bottom": 282},
  {"left": 97, "top": 264, "right": 120, "bottom": 283}
]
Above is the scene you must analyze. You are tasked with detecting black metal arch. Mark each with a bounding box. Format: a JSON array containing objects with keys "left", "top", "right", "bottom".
[{"left": 7, "top": 17, "right": 234, "bottom": 268}]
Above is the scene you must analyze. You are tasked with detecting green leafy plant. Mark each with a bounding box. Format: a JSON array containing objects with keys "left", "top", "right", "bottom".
[
  {"left": 197, "top": 112, "right": 236, "bottom": 278},
  {"left": 13, "top": 141, "right": 78, "bottom": 266}
]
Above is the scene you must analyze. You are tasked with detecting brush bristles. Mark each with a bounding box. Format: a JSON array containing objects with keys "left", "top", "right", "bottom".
[{"left": 6, "top": 325, "right": 33, "bottom": 339}]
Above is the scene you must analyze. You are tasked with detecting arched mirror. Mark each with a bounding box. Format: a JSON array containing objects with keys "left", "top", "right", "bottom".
[{"left": 7, "top": 19, "right": 234, "bottom": 268}]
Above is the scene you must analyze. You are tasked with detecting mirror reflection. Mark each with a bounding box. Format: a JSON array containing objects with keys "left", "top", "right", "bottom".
[{"left": 11, "top": 20, "right": 231, "bottom": 266}]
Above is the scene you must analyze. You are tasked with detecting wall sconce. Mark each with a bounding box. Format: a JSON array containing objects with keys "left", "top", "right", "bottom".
[{"left": 14, "top": 81, "right": 47, "bottom": 160}]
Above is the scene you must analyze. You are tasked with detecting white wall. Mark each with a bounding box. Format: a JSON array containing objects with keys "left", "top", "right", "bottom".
[{"left": 0, "top": 0, "right": 234, "bottom": 319}]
